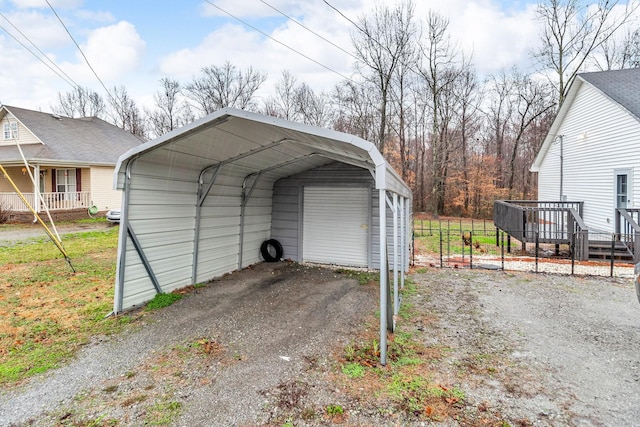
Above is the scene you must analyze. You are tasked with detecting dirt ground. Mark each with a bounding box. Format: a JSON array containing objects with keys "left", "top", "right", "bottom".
[{"left": 1, "top": 260, "right": 640, "bottom": 425}]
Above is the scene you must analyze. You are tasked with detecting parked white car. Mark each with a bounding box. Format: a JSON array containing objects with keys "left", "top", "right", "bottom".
[{"left": 106, "top": 209, "right": 121, "bottom": 224}]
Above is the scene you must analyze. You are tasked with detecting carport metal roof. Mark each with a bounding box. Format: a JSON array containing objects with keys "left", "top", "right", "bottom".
[
  {"left": 114, "top": 108, "right": 412, "bottom": 364},
  {"left": 115, "top": 108, "right": 410, "bottom": 198}
]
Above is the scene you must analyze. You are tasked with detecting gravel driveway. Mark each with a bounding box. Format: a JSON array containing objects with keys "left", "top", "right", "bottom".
[
  {"left": 2, "top": 253, "right": 640, "bottom": 425},
  {"left": 415, "top": 268, "right": 640, "bottom": 425}
]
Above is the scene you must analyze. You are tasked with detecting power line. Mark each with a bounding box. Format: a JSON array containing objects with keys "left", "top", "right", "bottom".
[
  {"left": 258, "top": 0, "right": 359, "bottom": 62},
  {"left": 203, "top": 0, "right": 355, "bottom": 84},
  {"left": 0, "top": 14, "right": 78, "bottom": 89},
  {"left": 45, "top": 0, "right": 118, "bottom": 106},
  {"left": 321, "top": 0, "right": 366, "bottom": 35}
]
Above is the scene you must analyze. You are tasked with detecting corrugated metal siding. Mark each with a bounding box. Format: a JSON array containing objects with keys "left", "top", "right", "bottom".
[
  {"left": 538, "top": 83, "right": 640, "bottom": 232},
  {"left": 271, "top": 163, "right": 375, "bottom": 266},
  {"left": 89, "top": 166, "right": 121, "bottom": 210},
  {"left": 302, "top": 186, "right": 369, "bottom": 267},
  {"left": 120, "top": 157, "right": 198, "bottom": 308}
]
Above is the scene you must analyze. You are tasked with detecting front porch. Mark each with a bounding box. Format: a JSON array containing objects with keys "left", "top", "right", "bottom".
[
  {"left": 0, "top": 191, "right": 91, "bottom": 212},
  {"left": 494, "top": 200, "right": 640, "bottom": 263}
]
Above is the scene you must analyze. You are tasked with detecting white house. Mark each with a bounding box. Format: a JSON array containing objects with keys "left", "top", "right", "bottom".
[{"left": 531, "top": 68, "right": 640, "bottom": 235}]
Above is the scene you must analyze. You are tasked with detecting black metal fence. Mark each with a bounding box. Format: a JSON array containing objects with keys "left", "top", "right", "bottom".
[{"left": 413, "top": 219, "right": 635, "bottom": 278}]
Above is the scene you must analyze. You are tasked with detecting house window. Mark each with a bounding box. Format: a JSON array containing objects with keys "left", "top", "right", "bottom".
[
  {"left": 56, "top": 168, "right": 77, "bottom": 194},
  {"left": 3, "top": 122, "right": 18, "bottom": 140}
]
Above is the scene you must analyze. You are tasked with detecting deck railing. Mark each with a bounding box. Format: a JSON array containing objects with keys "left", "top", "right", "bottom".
[
  {"left": 615, "top": 208, "right": 640, "bottom": 263},
  {"left": 0, "top": 191, "right": 91, "bottom": 211},
  {"left": 494, "top": 200, "right": 589, "bottom": 260}
]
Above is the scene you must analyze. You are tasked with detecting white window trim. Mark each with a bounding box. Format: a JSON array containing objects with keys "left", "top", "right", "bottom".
[{"left": 3, "top": 122, "right": 18, "bottom": 140}]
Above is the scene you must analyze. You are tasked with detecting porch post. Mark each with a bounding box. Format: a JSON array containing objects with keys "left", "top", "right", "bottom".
[{"left": 33, "top": 165, "right": 40, "bottom": 213}]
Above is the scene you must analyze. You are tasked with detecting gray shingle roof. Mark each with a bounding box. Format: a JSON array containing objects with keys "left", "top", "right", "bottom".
[
  {"left": 579, "top": 68, "right": 640, "bottom": 120},
  {"left": 0, "top": 105, "right": 143, "bottom": 165}
]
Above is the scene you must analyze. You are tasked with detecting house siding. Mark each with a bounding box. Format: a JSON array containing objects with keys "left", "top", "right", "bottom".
[
  {"left": 89, "top": 166, "right": 121, "bottom": 211},
  {"left": 0, "top": 114, "right": 40, "bottom": 146},
  {"left": 538, "top": 83, "right": 640, "bottom": 232}
]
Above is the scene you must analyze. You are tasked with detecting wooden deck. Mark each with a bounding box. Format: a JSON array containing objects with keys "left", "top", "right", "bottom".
[
  {"left": 495, "top": 201, "right": 640, "bottom": 263},
  {"left": 495, "top": 200, "right": 588, "bottom": 259}
]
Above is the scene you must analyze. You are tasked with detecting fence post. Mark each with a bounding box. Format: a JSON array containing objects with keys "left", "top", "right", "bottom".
[
  {"left": 469, "top": 230, "right": 473, "bottom": 269},
  {"left": 610, "top": 236, "right": 615, "bottom": 277},
  {"left": 501, "top": 231, "right": 505, "bottom": 270},
  {"left": 571, "top": 231, "right": 575, "bottom": 275},
  {"left": 439, "top": 229, "right": 443, "bottom": 268},
  {"left": 535, "top": 231, "right": 539, "bottom": 273}
]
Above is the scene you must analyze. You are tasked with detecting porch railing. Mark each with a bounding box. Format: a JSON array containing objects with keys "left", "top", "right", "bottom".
[
  {"left": 494, "top": 200, "right": 589, "bottom": 260},
  {"left": 615, "top": 208, "right": 640, "bottom": 263},
  {"left": 0, "top": 191, "right": 91, "bottom": 212}
]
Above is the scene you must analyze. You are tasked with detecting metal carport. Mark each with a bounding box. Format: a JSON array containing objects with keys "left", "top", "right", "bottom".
[{"left": 112, "top": 108, "right": 412, "bottom": 364}]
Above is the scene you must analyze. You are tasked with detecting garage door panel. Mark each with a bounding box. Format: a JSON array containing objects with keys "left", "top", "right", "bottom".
[{"left": 303, "top": 186, "right": 369, "bottom": 267}]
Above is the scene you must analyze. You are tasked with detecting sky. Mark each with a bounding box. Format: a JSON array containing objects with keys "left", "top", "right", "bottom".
[{"left": 0, "top": 0, "right": 544, "bottom": 113}]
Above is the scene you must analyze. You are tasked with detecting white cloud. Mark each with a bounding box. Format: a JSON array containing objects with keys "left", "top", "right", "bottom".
[
  {"left": 199, "top": 0, "right": 308, "bottom": 18},
  {"left": 159, "top": 23, "right": 266, "bottom": 78},
  {"left": 3, "top": 10, "right": 70, "bottom": 49},
  {"left": 62, "top": 21, "right": 146, "bottom": 82},
  {"left": 9, "top": 0, "right": 82, "bottom": 9}
]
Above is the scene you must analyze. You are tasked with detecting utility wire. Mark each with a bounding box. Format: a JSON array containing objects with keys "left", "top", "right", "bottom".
[
  {"left": 45, "top": 0, "right": 119, "bottom": 107},
  {"left": 0, "top": 12, "right": 79, "bottom": 90},
  {"left": 321, "top": 0, "right": 366, "bottom": 35},
  {"left": 0, "top": 22, "right": 75, "bottom": 88},
  {"left": 204, "top": 0, "right": 355, "bottom": 84},
  {"left": 258, "top": 0, "right": 359, "bottom": 62}
]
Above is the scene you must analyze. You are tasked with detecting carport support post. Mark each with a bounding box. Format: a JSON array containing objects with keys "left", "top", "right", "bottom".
[
  {"left": 379, "top": 189, "right": 388, "bottom": 365},
  {"left": 392, "top": 193, "right": 399, "bottom": 316},
  {"left": 400, "top": 196, "right": 406, "bottom": 289}
]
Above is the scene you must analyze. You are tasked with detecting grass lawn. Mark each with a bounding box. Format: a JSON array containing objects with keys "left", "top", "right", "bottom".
[
  {"left": 0, "top": 226, "right": 132, "bottom": 385},
  {"left": 413, "top": 218, "right": 503, "bottom": 256}
]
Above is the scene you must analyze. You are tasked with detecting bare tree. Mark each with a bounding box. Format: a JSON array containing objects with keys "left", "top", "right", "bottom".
[
  {"left": 264, "top": 70, "right": 301, "bottom": 121},
  {"left": 184, "top": 61, "right": 267, "bottom": 116},
  {"left": 107, "top": 85, "right": 147, "bottom": 139},
  {"left": 295, "top": 84, "right": 331, "bottom": 127},
  {"left": 593, "top": 27, "right": 640, "bottom": 70},
  {"left": 146, "top": 78, "right": 193, "bottom": 138},
  {"left": 534, "top": 0, "right": 638, "bottom": 104},
  {"left": 332, "top": 79, "right": 380, "bottom": 142},
  {"left": 52, "top": 86, "right": 105, "bottom": 118},
  {"left": 450, "top": 69, "right": 482, "bottom": 214},
  {"left": 417, "top": 10, "right": 467, "bottom": 215},
  {"left": 506, "top": 73, "right": 556, "bottom": 192},
  {"left": 351, "top": 0, "right": 417, "bottom": 152},
  {"left": 485, "top": 70, "right": 515, "bottom": 189}
]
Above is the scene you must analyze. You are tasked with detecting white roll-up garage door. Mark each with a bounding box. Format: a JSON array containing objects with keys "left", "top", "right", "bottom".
[{"left": 302, "top": 186, "right": 369, "bottom": 267}]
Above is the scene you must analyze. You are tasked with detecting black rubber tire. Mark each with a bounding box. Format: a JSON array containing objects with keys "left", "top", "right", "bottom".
[{"left": 260, "top": 239, "right": 283, "bottom": 262}]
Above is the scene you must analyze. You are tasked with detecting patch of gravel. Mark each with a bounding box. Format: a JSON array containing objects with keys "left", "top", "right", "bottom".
[
  {"left": 3, "top": 258, "right": 640, "bottom": 426},
  {"left": 413, "top": 268, "right": 640, "bottom": 426},
  {"left": 0, "top": 222, "right": 112, "bottom": 247}
]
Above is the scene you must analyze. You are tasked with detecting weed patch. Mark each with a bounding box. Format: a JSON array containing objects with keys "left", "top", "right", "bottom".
[
  {"left": 145, "top": 292, "right": 183, "bottom": 311},
  {"left": 341, "top": 362, "right": 366, "bottom": 378},
  {"left": 335, "top": 268, "right": 379, "bottom": 285}
]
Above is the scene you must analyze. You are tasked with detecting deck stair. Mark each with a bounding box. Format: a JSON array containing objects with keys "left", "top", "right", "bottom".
[{"left": 588, "top": 240, "right": 634, "bottom": 262}]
